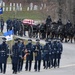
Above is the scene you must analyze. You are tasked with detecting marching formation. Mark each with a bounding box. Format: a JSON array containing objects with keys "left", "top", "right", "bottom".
[{"left": 0, "top": 37, "right": 63, "bottom": 74}]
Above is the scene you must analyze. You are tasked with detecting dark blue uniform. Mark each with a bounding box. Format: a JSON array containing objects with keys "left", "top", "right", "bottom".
[
  {"left": 56, "top": 41, "right": 63, "bottom": 68},
  {"left": 47, "top": 41, "right": 53, "bottom": 68},
  {"left": 25, "top": 42, "right": 34, "bottom": 71},
  {"left": 17, "top": 41, "right": 25, "bottom": 72},
  {"left": 11, "top": 43, "right": 19, "bottom": 74},
  {"left": 51, "top": 41, "right": 58, "bottom": 68},
  {"left": 0, "top": 42, "right": 9, "bottom": 74},
  {"left": 43, "top": 43, "right": 49, "bottom": 69},
  {"left": 34, "top": 43, "right": 42, "bottom": 72}
]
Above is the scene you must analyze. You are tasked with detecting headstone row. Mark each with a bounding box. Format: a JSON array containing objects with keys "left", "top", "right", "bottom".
[
  {"left": 27, "top": 2, "right": 47, "bottom": 11},
  {"left": 0, "top": 2, "right": 22, "bottom": 11}
]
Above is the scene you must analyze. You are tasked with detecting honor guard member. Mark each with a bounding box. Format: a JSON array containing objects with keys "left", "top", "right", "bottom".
[
  {"left": 17, "top": 39, "right": 22, "bottom": 72},
  {"left": 11, "top": 39, "right": 19, "bottom": 74},
  {"left": 25, "top": 39, "right": 34, "bottom": 71},
  {"left": 20, "top": 40, "right": 26, "bottom": 71},
  {"left": 17, "top": 39, "right": 25, "bottom": 72},
  {"left": 34, "top": 39, "right": 42, "bottom": 72},
  {"left": 56, "top": 39, "right": 63, "bottom": 68},
  {"left": 0, "top": 38, "right": 9, "bottom": 74},
  {"left": 47, "top": 38, "right": 53, "bottom": 69},
  {"left": 43, "top": 39, "right": 49, "bottom": 69},
  {"left": 51, "top": 38, "right": 58, "bottom": 68}
]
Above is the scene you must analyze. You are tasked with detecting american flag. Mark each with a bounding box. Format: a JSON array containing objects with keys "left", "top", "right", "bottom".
[{"left": 22, "top": 19, "right": 34, "bottom": 25}]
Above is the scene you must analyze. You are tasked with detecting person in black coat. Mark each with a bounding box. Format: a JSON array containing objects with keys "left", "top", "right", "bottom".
[
  {"left": 56, "top": 39, "right": 63, "bottom": 68},
  {"left": 51, "top": 39, "right": 58, "bottom": 68},
  {"left": 34, "top": 39, "right": 42, "bottom": 72},
  {"left": 17, "top": 39, "right": 25, "bottom": 72},
  {"left": 0, "top": 38, "right": 9, "bottom": 74},
  {"left": 11, "top": 39, "right": 19, "bottom": 74},
  {"left": 43, "top": 39, "right": 49, "bottom": 69},
  {"left": 25, "top": 39, "right": 34, "bottom": 71}
]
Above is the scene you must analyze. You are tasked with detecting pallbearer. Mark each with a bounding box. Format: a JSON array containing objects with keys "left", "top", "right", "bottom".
[{"left": 34, "top": 39, "right": 42, "bottom": 72}]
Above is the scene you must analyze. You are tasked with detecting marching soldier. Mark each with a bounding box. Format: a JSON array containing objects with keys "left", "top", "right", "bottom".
[
  {"left": 17, "top": 39, "right": 25, "bottom": 72},
  {"left": 34, "top": 39, "right": 42, "bottom": 72},
  {"left": 51, "top": 39, "right": 58, "bottom": 68},
  {"left": 25, "top": 39, "right": 34, "bottom": 71},
  {"left": 43, "top": 39, "right": 50, "bottom": 69},
  {"left": 47, "top": 39, "right": 53, "bottom": 69},
  {"left": 11, "top": 39, "right": 19, "bottom": 74},
  {"left": 56, "top": 39, "right": 63, "bottom": 68},
  {"left": 0, "top": 38, "right": 9, "bottom": 74},
  {"left": 20, "top": 40, "right": 26, "bottom": 71}
]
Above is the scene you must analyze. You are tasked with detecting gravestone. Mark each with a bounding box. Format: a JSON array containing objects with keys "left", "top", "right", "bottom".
[
  {"left": 20, "top": 3, "right": 22, "bottom": 7},
  {"left": 3, "top": 2, "right": 5, "bottom": 7},
  {"left": 16, "top": 3, "right": 19, "bottom": 11},
  {"left": 13, "top": 3, "right": 15, "bottom": 7},
  {"left": 27, "top": 7, "right": 29, "bottom": 11},
  {"left": 3, "top": 7, "right": 5, "bottom": 11},
  {"left": 40, "top": 7, "right": 42, "bottom": 10},
  {"left": 13, "top": 7, "right": 15, "bottom": 11},
  {"left": 44, "top": 3, "right": 46, "bottom": 9},
  {"left": 20, "top": 7, "right": 22, "bottom": 11},
  {"left": 34, "top": 5, "right": 38, "bottom": 10},
  {"left": 41, "top": 3, "right": 43, "bottom": 7},
  {"left": 6, "top": 7, "right": 8, "bottom": 11},
  {"left": 9, "top": 7, "right": 12, "bottom": 11},
  {"left": 10, "top": 3, "right": 12, "bottom": 7},
  {"left": 0, "top": 3, "right": 1, "bottom": 7},
  {"left": 30, "top": 2, "right": 33, "bottom": 10}
]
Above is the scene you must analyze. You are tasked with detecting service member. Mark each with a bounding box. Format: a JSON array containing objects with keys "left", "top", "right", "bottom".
[
  {"left": 25, "top": 39, "right": 34, "bottom": 71},
  {"left": 0, "top": 38, "right": 9, "bottom": 74},
  {"left": 34, "top": 39, "right": 42, "bottom": 72},
  {"left": 11, "top": 39, "right": 19, "bottom": 74}
]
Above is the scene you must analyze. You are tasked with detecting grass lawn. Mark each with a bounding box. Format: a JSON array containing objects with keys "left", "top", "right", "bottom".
[{"left": 1, "top": 10, "right": 47, "bottom": 21}]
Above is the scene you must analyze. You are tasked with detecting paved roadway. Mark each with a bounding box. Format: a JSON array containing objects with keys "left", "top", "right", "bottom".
[{"left": 0, "top": 24, "right": 75, "bottom": 75}]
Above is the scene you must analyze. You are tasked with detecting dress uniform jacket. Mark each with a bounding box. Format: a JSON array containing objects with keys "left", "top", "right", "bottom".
[
  {"left": 12, "top": 43, "right": 19, "bottom": 64},
  {"left": 34, "top": 44, "right": 42, "bottom": 60},
  {"left": 43, "top": 43, "right": 49, "bottom": 61},
  {"left": 26, "top": 43, "right": 34, "bottom": 61},
  {"left": 0, "top": 43, "right": 8, "bottom": 63}
]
